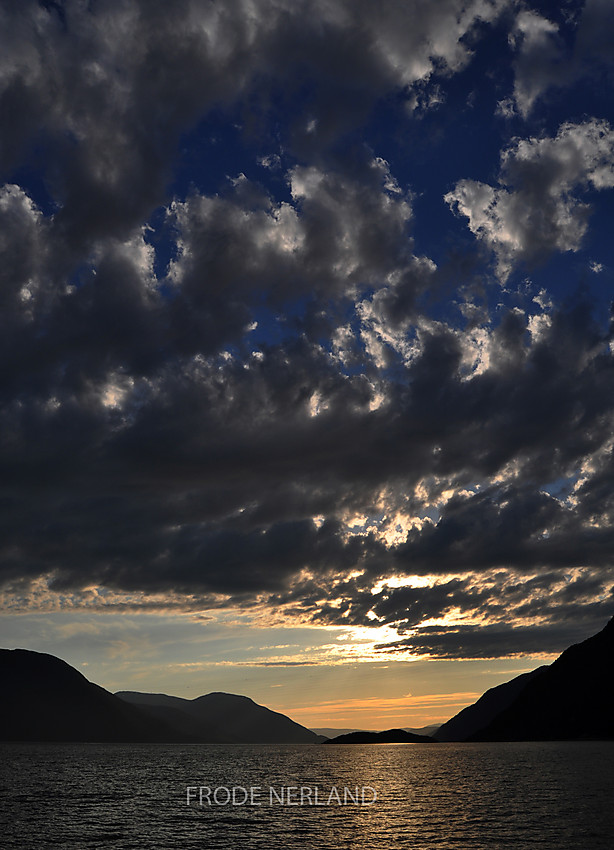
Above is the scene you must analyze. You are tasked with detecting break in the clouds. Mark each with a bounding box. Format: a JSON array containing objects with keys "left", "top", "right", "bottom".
[{"left": 1, "top": 0, "right": 614, "bottom": 664}]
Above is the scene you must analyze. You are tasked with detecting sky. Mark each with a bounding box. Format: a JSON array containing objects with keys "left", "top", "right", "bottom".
[{"left": 1, "top": 0, "right": 614, "bottom": 730}]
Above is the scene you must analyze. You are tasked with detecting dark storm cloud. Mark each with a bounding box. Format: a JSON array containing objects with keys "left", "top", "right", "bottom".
[
  {"left": 304, "top": 577, "right": 492, "bottom": 630},
  {"left": 3, "top": 293, "right": 614, "bottom": 614},
  {"left": 374, "top": 611, "right": 614, "bottom": 659},
  {"left": 1, "top": 0, "right": 614, "bottom": 661},
  {"left": 395, "top": 485, "right": 614, "bottom": 575},
  {"left": 275, "top": 562, "right": 614, "bottom": 657},
  {"left": 164, "top": 155, "right": 416, "bottom": 350}
]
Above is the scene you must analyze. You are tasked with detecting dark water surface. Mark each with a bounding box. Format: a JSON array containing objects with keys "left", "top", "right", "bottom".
[{"left": 1, "top": 741, "right": 613, "bottom": 849}]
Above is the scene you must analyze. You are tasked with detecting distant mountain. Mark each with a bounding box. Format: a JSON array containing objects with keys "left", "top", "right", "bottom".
[
  {"left": 313, "top": 725, "right": 440, "bottom": 738},
  {"left": 311, "top": 727, "right": 358, "bottom": 738},
  {"left": 324, "top": 728, "right": 435, "bottom": 744},
  {"left": 408, "top": 724, "right": 442, "bottom": 737},
  {"left": 470, "top": 616, "right": 614, "bottom": 741},
  {"left": 0, "top": 649, "right": 180, "bottom": 742},
  {"left": 117, "top": 690, "right": 325, "bottom": 744},
  {"left": 434, "top": 667, "right": 546, "bottom": 742}
]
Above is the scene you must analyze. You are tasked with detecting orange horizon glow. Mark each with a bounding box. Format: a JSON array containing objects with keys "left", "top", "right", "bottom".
[{"left": 269, "top": 691, "right": 481, "bottom": 729}]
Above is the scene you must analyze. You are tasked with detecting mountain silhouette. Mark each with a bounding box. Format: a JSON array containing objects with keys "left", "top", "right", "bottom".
[
  {"left": 324, "top": 728, "right": 435, "bottom": 744},
  {"left": 1, "top": 649, "right": 323, "bottom": 743},
  {"left": 436, "top": 616, "right": 614, "bottom": 741},
  {"left": 0, "top": 649, "right": 180, "bottom": 742},
  {"left": 470, "top": 616, "right": 614, "bottom": 741},
  {"left": 434, "top": 667, "right": 546, "bottom": 742},
  {"left": 6, "top": 616, "right": 613, "bottom": 744},
  {"left": 117, "top": 690, "right": 324, "bottom": 743}
]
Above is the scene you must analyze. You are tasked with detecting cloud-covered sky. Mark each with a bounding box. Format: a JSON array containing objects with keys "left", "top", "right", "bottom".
[{"left": 1, "top": 0, "right": 614, "bottom": 726}]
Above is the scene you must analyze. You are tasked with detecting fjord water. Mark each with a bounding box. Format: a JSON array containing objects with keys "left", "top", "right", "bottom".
[{"left": 1, "top": 742, "right": 613, "bottom": 848}]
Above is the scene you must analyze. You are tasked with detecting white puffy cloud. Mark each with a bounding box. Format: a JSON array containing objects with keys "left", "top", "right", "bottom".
[
  {"left": 350, "top": 0, "right": 507, "bottom": 85},
  {"left": 445, "top": 119, "right": 614, "bottom": 278}
]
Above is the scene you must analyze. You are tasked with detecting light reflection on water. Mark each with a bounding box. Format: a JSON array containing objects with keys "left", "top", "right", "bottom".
[{"left": 1, "top": 741, "right": 613, "bottom": 848}]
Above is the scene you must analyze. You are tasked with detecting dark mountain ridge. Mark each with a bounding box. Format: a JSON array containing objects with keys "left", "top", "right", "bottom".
[
  {"left": 470, "top": 616, "right": 614, "bottom": 741},
  {"left": 117, "top": 690, "right": 324, "bottom": 743},
  {"left": 0, "top": 649, "right": 323, "bottom": 743},
  {"left": 434, "top": 667, "right": 546, "bottom": 742},
  {"left": 0, "top": 648, "right": 179, "bottom": 742}
]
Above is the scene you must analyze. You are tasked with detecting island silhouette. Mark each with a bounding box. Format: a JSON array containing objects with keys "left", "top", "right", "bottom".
[{"left": 324, "top": 729, "right": 435, "bottom": 744}]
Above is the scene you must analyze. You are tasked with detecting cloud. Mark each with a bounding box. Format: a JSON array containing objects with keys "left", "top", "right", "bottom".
[
  {"left": 445, "top": 119, "right": 614, "bottom": 277},
  {"left": 167, "top": 155, "right": 414, "bottom": 320},
  {"left": 0, "top": 0, "right": 508, "bottom": 260},
  {"left": 1, "top": 1, "right": 614, "bottom": 666},
  {"left": 0, "top": 184, "right": 50, "bottom": 323},
  {"left": 506, "top": 9, "right": 567, "bottom": 117},
  {"left": 502, "top": 0, "right": 614, "bottom": 118},
  {"left": 375, "top": 616, "right": 612, "bottom": 659},
  {"left": 3, "top": 283, "right": 614, "bottom": 613}
]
